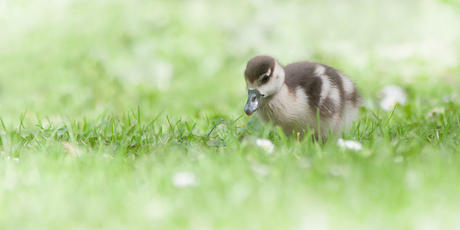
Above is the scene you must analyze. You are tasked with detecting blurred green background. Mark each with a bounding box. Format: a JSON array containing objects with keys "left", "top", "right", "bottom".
[
  {"left": 1, "top": 0, "right": 460, "bottom": 229},
  {"left": 2, "top": 0, "right": 459, "bottom": 122}
]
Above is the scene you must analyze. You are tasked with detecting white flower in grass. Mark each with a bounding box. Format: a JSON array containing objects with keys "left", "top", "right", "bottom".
[
  {"left": 251, "top": 163, "right": 270, "bottom": 176},
  {"left": 394, "top": 155, "right": 404, "bottom": 163},
  {"left": 405, "top": 170, "right": 422, "bottom": 189},
  {"left": 329, "top": 165, "right": 342, "bottom": 177},
  {"left": 379, "top": 85, "right": 407, "bottom": 111},
  {"left": 172, "top": 171, "right": 198, "bottom": 188},
  {"left": 256, "top": 138, "right": 274, "bottom": 154},
  {"left": 6, "top": 157, "right": 18, "bottom": 163},
  {"left": 442, "top": 94, "right": 459, "bottom": 103},
  {"left": 442, "top": 94, "right": 452, "bottom": 103},
  {"left": 337, "top": 138, "right": 363, "bottom": 151},
  {"left": 426, "top": 107, "right": 445, "bottom": 118}
]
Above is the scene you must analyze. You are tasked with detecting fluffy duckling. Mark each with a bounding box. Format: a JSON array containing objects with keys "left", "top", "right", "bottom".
[{"left": 244, "top": 55, "right": 361, "bottom": 140}]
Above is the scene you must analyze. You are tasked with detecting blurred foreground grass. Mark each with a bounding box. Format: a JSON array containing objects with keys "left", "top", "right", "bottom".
[{"left": 1, "top": 0, "right": 460, "bottom": 229}]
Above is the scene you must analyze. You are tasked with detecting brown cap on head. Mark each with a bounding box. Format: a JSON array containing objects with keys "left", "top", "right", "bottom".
[{"left": 244, "top": 55, "right": 275, "bottom": 83}]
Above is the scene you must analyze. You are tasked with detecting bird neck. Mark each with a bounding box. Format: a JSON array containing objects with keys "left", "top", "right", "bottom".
[
  {"left": 257, "top": 83, "right": 292, "bottom": 124},
  {"left": 260, "top": 84, "right": 289, "bottom": 108}
]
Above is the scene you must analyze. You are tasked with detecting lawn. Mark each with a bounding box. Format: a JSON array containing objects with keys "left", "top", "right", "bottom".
[{"left": 1, "top": 0, "right": 460, "bottom": 229}]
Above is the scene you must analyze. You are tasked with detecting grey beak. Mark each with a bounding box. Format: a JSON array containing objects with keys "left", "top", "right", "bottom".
[{"left": 244, "top": 89, "right": 263, "bottom": 116}]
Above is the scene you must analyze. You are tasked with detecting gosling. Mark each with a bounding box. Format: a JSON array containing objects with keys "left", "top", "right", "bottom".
[{"left": 243, "top": 55, "right": 361, "bottom": 140}]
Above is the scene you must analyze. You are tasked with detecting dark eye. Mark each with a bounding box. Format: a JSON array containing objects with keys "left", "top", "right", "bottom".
[{"left": 261, "top": 75, "right": 270, "bottom": 84}]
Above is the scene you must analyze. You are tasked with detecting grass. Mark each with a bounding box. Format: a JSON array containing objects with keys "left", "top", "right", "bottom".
[{"left": 1, "top": 0, "right": 460, "bottom": 229}]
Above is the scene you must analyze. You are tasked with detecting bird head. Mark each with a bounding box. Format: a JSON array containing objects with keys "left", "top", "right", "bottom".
[{"left": 243, "top": 55, "right": 285, "bottom": 115}]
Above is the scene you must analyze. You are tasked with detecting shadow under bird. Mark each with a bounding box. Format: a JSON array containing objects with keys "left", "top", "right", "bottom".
[{"left": 243, "top": 55, "right": 361, "bottom": 140}]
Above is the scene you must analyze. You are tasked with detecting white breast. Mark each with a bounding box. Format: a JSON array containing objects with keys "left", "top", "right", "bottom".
[{"left": 257, "top": 85, "right": 317, "bottom": 137}]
